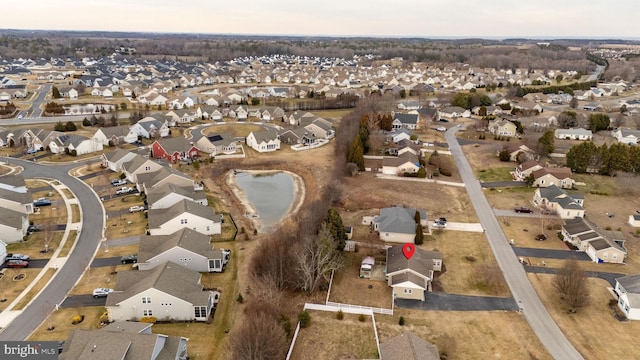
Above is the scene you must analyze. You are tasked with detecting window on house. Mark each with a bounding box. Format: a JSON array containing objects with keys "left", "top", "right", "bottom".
[
  {"left": 143, "top": 309, "right": 153, "bottom": 316},
  {"left": 206, "top": 226, "right": 210, "bottom": 232},
  {"left": 403, "top": 289, "right": 412, "bottom": 294},
  {"left": 194, "top": 306, "right": 207, "bottom": 318},
  {"left": 145, "top": 166, "right": 150, "bottom": 171},
  {"left": 142, "top": 297, "right": 151, "bottom": 304},
  {"left": 181, "top": 219, "right": 188, "bottom": 224}
]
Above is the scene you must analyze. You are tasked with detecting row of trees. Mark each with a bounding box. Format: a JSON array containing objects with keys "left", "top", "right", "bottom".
[
  {"left": 566, "top": 141, "right": 640, "bottom": 176},
  {"left": 451, "top": 92, "right": 492, "bottom": 110},
  {"left": 0, "top": 102, "right": 16, "bottom": 115},
  {"left": 44, "top": 102, "right": 65, "bottom": 115}
]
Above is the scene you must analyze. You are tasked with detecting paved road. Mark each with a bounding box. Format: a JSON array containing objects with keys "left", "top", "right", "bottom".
[
  {"left": 0, "top": 157, "right": 105, "bottom": 341},
  {"left": 513, "top": 247, "right": 591, "bottom": 261},
  {"left": 445, "top": 128, "right": 584, "bottom": 360},
  {"left": 396, "top": 292, "right": 518, "bottom": 311},
  {"left": 524, "top": 265, "right": 624, "bottom": 287}
]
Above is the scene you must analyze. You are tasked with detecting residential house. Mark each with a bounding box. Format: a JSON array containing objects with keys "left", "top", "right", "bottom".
[
  {"left": 381, "top": 152, "right": 420, "bottom": 176},
  {"left": 614, "top": 274, "right": 640, "bottom": 320},
  {"left": 193, "top": 133, "right": 238, "bottom": 157},
  {"left": 135, "top": 167, "right": 200, "bottom": 193},
  {"left": 165, "top": 109, "right": 197, "bottom": 124},
  {"left": 0, "top": 174, "right": 28, "bottom": 193},
  {"left": 532, "top": 185, "right": 585, "bottom": 219},
  {"left": 121, "top": 155, "right": 165, "bottom": 183},
  {"left": 130, "top": 117, "right": 170, "bottom": 139},
  {"left": 387, "top": 128, "right": 412, "bottom": 144},
  {"left": 371, "top": 206, "right": 428, "bottom": 243},
  {"left": 60, "top": 322, "right": 189, "bottom": 360},
  {"left": 386, "top": 245, "right": 442, "bottom": 301},
  {"left": 0, "top": 188, "right": 34, "bottom": 214},
  {"left": 246, "top": 129, "right": 280, "bottom": 153},
  {"left": 628, "top": 214, "right": 640, "bottom": 228},
  {"left": 555, "top": 128, "right": 593, "bottom": 141},
  {"left": 379, "top": 332, "right": 440, "bottom": 360},
  {"left": 488, "top": 119, "right": 517, "bottom": 137},
  {"left": 513, "top": 160, "right": 543, "bottom": 180},
  {"left": 151, "top": 137, "right": 199, "bottom": 163},
  {"left": 612, "top": 128, "right": 640, "bottom": 145},
  {"left": 0, "top": 207, "right": 29, "bottom": 244},
  {"left": 93, "top": 125, "right": 138, "bottom": 146},
  {"left": 105, "top": 261, "right": 219, "bottom": 322},
  {"left": 392, "top": 113, "right": 420, "bottom": 130},
  {"left": 500, "top": 143, "right": 535, "bottom": 163},
  {"left": 137, "top": 229, "right": 230, "bottom": 273},
  {"left": 148, "top": 199, "right": 221, "bottom": 236},
  {"left": 101, "top": 148, "right": 138, "bottom": 173},
  {"left": 437, "top": 106, "right": 470, "bottom": 121},
  {"left": 304, "top": 118, "right": 335, "bottom": 139},
  {"left": 531, "top": 167, "right": 575, "bottom": 189},
  {"left": 561, "top": 217, "right": 626, "bottom": 263},
  {"left": 49, "top": 134, "right": 103, "bottom": 156},
  {"left": 146, "top": 183, "right": 207, "bottom": 210},
  {"left": 278, "top": 128, "right": 317, "bottom": 146},
  {"left": 0, "top": 240, "right": 6, "bottom": 265}
]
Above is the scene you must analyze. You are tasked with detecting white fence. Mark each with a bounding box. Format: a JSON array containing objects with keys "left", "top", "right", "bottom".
[
  {"left": 291, "top": 139, "right": 329, "bottom": 151},
  {"left": 325, "top": 301, "right": 393, "bottom": 315}
]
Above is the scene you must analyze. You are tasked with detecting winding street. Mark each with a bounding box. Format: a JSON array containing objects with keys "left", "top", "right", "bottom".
[
  {"left": 0, "top": 157, "right": 104, "bottom": 340},
  {"left": 445, "top": 127, "right": 584, "bottom": 360}
]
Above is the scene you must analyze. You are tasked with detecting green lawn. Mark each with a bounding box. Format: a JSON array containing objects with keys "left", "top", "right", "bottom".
[{"left": 476, "top": 166, "right": 513, "bottom": 182}]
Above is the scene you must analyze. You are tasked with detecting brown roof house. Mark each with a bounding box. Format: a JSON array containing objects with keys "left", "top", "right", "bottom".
[
  {"left": 380, "top": 332, "right": 440, "bottom": 360},
  {"left": 386, "top": 245, "right": 442, "bottom": 301},
  {"left": 60, "top": 322, "right": 188, "bottom": 360}
]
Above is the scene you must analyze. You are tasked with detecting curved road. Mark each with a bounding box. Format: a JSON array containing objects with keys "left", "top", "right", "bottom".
[
  {"left": 445, "top": 127, "right": 584, "bottom": 360},
  {"left": 0, "top": 158, "right": 105, "bottom": 340}
]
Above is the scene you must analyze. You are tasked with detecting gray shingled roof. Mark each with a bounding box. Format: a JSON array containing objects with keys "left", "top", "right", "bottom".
[
  {"left": 386, "top": 245, "right": 440, "bottom": 277},
  {"left": 379, "top": 332, "right": 440, "bottom": 360},
  {"left": 106, "top": 261, "right": 209, "bottom": 307},
  {"left": 0, "top": 187, "right": 32, "bottom": 204},
  {"left": 0, "top": 174, "right": 26, "bottom": 188},
  {"left": 138, "top": 228, "right": 220, "bottom": 263},
  {"left": 616, "top": 274, "right": 640, "bottom": 293},
  {"left": 375, "top": 206, "right": 425, "bottom": 235},
  {"left": 146, "top": 183, "right": 201, "bottom": 207},
  {"left": 0, "top": 207, "right": 26, "bottom": 228}
]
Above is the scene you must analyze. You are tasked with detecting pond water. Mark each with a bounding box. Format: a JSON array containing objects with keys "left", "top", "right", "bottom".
[{"left": 234, "top": 171, "right": 296, "bottom": 229}]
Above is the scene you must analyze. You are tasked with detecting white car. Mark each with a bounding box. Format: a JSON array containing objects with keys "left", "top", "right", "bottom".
[
  {"left": 115, "top": 187, "right": 134, "bottom": 195},
  {"left": 111, "top": 179, "right": 127, "bottom": 186},
  {"left": 92, "top": 288, "right": 113, "bottom": 298},
  {"left": 129, "top": 205, "right": 145, "bottom": 213},
  {"left": 436, "top": 126, "right": 447, "bottom": 132}
]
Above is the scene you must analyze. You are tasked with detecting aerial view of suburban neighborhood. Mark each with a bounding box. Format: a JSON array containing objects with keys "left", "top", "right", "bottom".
[{"left": 0, "top": 3, "right": 640, "bottom": 360}]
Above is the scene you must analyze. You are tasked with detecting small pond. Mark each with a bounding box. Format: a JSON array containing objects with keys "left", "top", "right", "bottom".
[{"left": 234, "top": 171, "right": 296, "bottom": 230}]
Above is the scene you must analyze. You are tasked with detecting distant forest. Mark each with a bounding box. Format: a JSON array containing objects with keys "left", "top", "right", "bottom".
[{"left": 1, "top": 30, "right": 639, "bottom": 77}]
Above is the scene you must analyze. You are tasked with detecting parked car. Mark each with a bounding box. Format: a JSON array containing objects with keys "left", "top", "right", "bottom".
[
  {"left": 26, "top": 148, "right": 38, "bottom": 154},
  {"left": 436, "top": 126, "right": 447, "bottom": 132},
  {"left": 121, "top": 255, "right": 138, "bottom": 264},
  {"left": 6, "top": 260, "right": 29, "bottom": 268},
  {"left": 7, "top": 253, "right": 30, "bottom": 261},
  {"left": 514, "top": 207, "right": 533, "bottom": 213},
  {"left": 128, "top": 205, "right": 145, "bottom": 213},
  {"left": 115, "top": 187, "right": 134, "bottom": 195},
  {"left": 33, "top": 198, "right": 52, "bottom": 207},
  {"left": 92, "top": 288, "right": 114, "bottom": 298},
  {"left": 111, "top": 179, "right": 127, "bottom": 186},
  {"left": 27, "top": 225, "right": 40, "bottom": 233}
]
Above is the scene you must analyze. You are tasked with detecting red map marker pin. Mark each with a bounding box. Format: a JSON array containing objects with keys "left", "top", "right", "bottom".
[{"left": 402, "top": 243, "right": 415, "bottom": 260}]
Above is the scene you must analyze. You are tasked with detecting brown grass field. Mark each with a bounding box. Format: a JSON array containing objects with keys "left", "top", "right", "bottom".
[
  {"left": 328, "top": 252, "right": 393, "bottom": 309},
  {"left": 14, "top": 268, "right": 57, "bottom": 310},
  {"left": 0, "top": 269, "right": 43, "bottom": 311},
  {"left": 289, "top": 311, "right": 379, "bottom": 360},
  {"left": 29, "top": 306, "right": 106, "bottom": 341}
]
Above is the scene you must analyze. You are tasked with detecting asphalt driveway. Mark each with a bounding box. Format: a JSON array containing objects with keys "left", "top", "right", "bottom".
[
  {"left": 512, "top": 247, "right": 591, "bottom": 261},
  {"left": 395, "top": 292, "right": 519, "bottom": 311},
  {"left": 60, "top": 294, "right": 107, "bottom": 308},
  {"left": 524, "top": 265, "right": 624, "bottom": 287}
]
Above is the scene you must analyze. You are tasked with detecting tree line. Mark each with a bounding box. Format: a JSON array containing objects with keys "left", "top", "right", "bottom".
[{"left": 566, "top": 141, "right": 640, "bottom": 176}]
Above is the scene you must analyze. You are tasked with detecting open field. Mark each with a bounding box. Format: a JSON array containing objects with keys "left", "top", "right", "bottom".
[
  {"left": 0, "top": 269, "right": 44, "bottom": 311},
  {"left": 96, "top": 243, "right": 139, "bottom": 259},
  {"left": 328, "top": 252, "right": 393, "bottom": 309},
  {"left": 68, "top": 266, "right": 124, "bottom": 295},
  {"left": 377, "top": 308, "right": 552, "bottom": 360},
  {"left": 6, "top": 231, "right": 63, "bottom": 259},
  {"left": 529, "top": 273, "right": 640, "bottom": 360},
  {"left": 484, "top": 186, "right": 536, "bottom": 209},
  {"left": 424, "top": 230, "right": 510, "bottom": 296},
  {"left": 290, "top": 311, "right": 378, "bottom": 360},
  {"left": 498, "top": 216, "right": 566, "bottom": 250}
]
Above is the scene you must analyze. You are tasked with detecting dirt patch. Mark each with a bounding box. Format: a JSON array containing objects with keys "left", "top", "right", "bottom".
[{"left": 328, "top": 252, "right": 392, "bottom": 309}]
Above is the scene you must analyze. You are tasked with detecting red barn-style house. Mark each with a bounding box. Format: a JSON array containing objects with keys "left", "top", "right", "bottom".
[{"left": 151, "top": 137, "right": 199, "bottom": 163}]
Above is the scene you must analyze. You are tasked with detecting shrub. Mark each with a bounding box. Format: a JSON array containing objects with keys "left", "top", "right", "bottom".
[
  {"left": 298, "top": 310, "right": 311, "bottom": 328},
  {"left": 140, "top": 316, "right": 157, "bottom": 323},
  {"left": 336, "top": 310, "right": 344, "bottom": 320},
  {"left": 236, "top": 293, "right": 244, "bottom": 303},
  {"left": 71, "top": 314, "right": 85, "bottom": 325},
  {"left": 398, "top": 316, "right": 405, "bottom": 326},
  {"left": 279, "top": 314, "right": 292, "bottom": 336},
  {"left": 358, "top": 314, "right": 366, "bottom": 322}
]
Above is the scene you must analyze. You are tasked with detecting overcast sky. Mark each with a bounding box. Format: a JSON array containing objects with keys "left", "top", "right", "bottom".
[{"left": 3, "top": 1, "right": 637, "bottom": 39}]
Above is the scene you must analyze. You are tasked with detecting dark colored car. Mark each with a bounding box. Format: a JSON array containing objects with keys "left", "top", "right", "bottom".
[
  {"left": 27, "top": 225, "right": 40, "bottom": 233},
  {"left": 7, "top": 260, "right": 29, "bottom": 268},
  {"left": 121, "top": 255, "right": 138, "bottom": 264},
  {"left": 33, "top": 198, "right": 52, "bottom": 207},
  {"left": 514, "top": 207, "right": 533, "bottom": 213}
]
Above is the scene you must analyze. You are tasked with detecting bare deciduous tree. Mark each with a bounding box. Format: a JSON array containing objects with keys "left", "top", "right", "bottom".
[
  {"left": 294, "top": 224, "right": 344, "bottom": 293},
  {"left": 230, "top": 304, "right": 288, "bottom": 360},
  {"left": 553, "top": 258, "right": 590, "bottom": 312}
]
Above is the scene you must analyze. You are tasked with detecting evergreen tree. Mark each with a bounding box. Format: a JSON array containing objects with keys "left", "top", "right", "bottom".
[
  {"left": 347, "top": 136, "right": 365, "bottom": 171},
  {"left": 326, "top": 208, "right": 346, "bottom": 251},
  {"left": 52, "top": 86, "right": 61, "bottom": 99},
  {"left": 566, "top": 141, "right": 598, "bottom": 173},
  {"left": 537, "top": 129, "right": 555, "bottom": 155},
  {"left": 414, "top": 211, "right": 424, "bottom": 245}
]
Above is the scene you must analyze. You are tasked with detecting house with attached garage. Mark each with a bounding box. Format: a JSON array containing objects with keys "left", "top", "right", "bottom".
[
  {"left": 60, "top": 322, "right": 189, "bottom": 360},
  {"left": 369, "top": 206, "right": 428, "bottom": 244},
  {"left": 278, "top": 127, "right": 317, "bottom": 146},
  {"left": 531, "top": 167, "right": 575, "bottom": 189},
  {"left": 437, "top": 106, "right": 470, "bottom": 121},
  {"left": 561, "top": 217, "right": 626, "bottom": 263},
  {"left": 0, "top": 174, "right": 28, "bottom": 193},
  {"left": 554, "top": 128, "right": 593, "bottom": 141},
  {"left": 380, "top": 332, "right": 440, "bottom": 360},
  {"left": 488, "top": 118, "right": 517, "bottom": 137},
  {"left": 151, "top": 137, "right": 199, "bottom": 163},
  {"left": 612, "top": 128, "right": 640, "bottom": 145},
  {"left": 0, "top": 188, "right": 34, "bottom": 214},
  {"left": 246, "top": 128, "right": 280, "bottom": 153},
  {"left": 130, "top": 117, "right": 170, "bottom": 139},
  {"left": 499, "top": 143, "right": 535, "bottom": 163},
  {"left": 193, "top": 133, "right": 239, "bottom": 157},
  {"left": 105, "top": 261, "right": 220, "bottom": 322},
  {"left": 303, "top": 118, "right": 335, "bottom": 139},
  {"left": 101, "top": 148, "right": 138, "bottom": 172},
  {"left": 387, "top": 128, "right": 412, "bottom": 144},
  {"left": 121, "top": 155, "right": 166, "bottom": 183},
  {"left": 386, "top": 245, "right": 442, "bottom": 301},
  {"left": 92, "top": 125, "right": 138, "bottom": 146},
  {"left": 532, "top": 185, "right": 585, "bottom": 219},
  {"left": 513, "top": 160, "right": 543, "bottom": 180},
  {"left": 381, "top": 152, "right": 420, "bottom": 175},
  {"left": 614, "top": 274, "right": 640, "bottom": 320},
  {"left": 137, "top": 228, "right": 230, "bottom": 273},
  {"left": 0, "top": 207, "right": 29, "bottom": 244},
  {"left": 146, "top": 183, "right": 207, "bottom": 210},
  {"left": 135, "top": 166, "right": 201, "bottom": 193},
  {"left": 49, "top": 134, "right": 103, "bottom": 156},
  {"left": 148, "top": 199, "right": 221, "bottom": 236}
]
